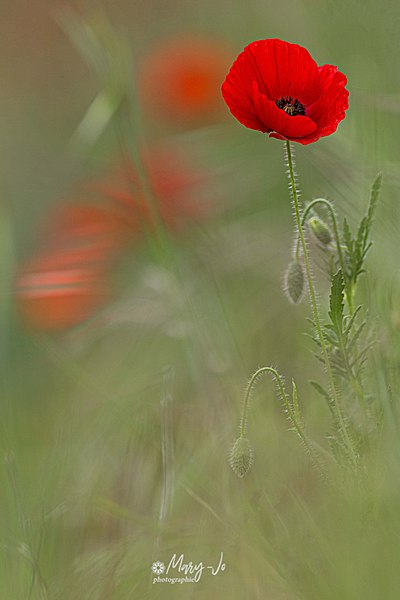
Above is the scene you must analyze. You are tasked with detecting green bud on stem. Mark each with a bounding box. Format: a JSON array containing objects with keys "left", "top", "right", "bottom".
[
  {"left": 229, "top": 437, "right": 253, "bottom": 478},
  {"left": 284, "top": 260, "right": 305, "bottom": 304},
  {"left": 309, "top": 215, "right": 332, "bottom": 245}
]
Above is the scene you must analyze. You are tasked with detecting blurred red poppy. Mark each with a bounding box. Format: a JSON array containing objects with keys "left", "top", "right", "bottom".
[
  {"left": 43, "top": 204, "right": 135, "bottom": 266},
  {"left": 16, "top": 146, "right": 211, "bottom": 332},
  {"left": 222, "top": 38, "right": 349, "bottom": 144},
  {"left": 95, "top": 146, "right": 209, "bottom": 232},
  {"left": 16, "top": 265, "right": 109, "bottom": 331},
  {"left": 15, "top": 203, "right": 134, "bottom": 332},
  {"left": 139, "top": 37, "right": 231, "bottom": 123}
]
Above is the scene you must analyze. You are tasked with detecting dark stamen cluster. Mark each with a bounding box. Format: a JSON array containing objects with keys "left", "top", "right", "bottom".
[{"left": 275, "top": 96, "right": 306, "bottom": 116}]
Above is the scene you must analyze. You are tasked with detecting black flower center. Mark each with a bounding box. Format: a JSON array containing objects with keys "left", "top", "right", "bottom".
[{"left": 275, "top": 96, "right": 306, "bottom": 116}]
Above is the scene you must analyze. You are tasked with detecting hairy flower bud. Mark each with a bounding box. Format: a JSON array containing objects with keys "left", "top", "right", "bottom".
[
  {"left": 229, "top": 437, "right": 253, "bottom": 478},
  {"left": 309, "top": 215, "right": 332, "bottom": 245},
  {"left": 284, "top": 260, "right": 305, "bottom": 304}
]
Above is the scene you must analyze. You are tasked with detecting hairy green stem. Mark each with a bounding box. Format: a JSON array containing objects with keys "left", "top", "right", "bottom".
[
  {"left": 240, "top": 367, "right": 287, "bottom": 437},
  {"left": 297, "top": 199, "right": 365, "bottom": 403},
  {"left": 296, "top": 199, "right": 344, "bottom": 268},
  {"left": 285, "top": 141, "right": 357, "bottom": 466},
  {"left": 295, "top": 198, "right": 354, "bottom": 312},
  {"left": 239, "top": 367, "right": 318, "bottom": 469}
]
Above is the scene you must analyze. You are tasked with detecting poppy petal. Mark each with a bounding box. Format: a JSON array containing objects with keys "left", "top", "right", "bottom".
[
  {"left": 246, "top": 39, "right": 321, "bottom": 105},
  {"left": 222, "top": 49, "right": 271, "bottom": 133},
  {"left": 222, "top": 39, "right": 321, "bottom": 129},
  {"left": 306, "top": 65, "right": 349, "bottom": 138},
  {"left": 252, "top": 82, "right": 317, "bottom": 139}
]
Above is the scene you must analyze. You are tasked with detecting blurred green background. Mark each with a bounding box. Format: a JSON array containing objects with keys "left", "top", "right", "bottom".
[{"left": 1, "top": 1, "right": 400, "bottom": 598}]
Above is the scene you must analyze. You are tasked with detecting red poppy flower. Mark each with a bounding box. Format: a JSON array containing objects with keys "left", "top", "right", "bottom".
[
  {"left": 221, "top": 38, "right": 349, "bottom": 145},
  {"left": 139, "top": 37, "right": 232, "bottom": 123}
]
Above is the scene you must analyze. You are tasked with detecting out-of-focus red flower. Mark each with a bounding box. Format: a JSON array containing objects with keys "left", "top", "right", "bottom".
[
  {"left": 139, "top": 37, "right": 232, "bottom": 123},
  {"left": 16, "top": 265, "right": 109, "bottom": 331},
  {"left": 95, "top": 147, "right": 209, "bottom": 232},
  {"left": 15, "top": 145, "right": 211, "bottom": 332},
  {"left": 221, "top": 39, "right": 349, "bottom": 145},
  {"left": 15, "top": 203, "right": 135, "bottom": 332},
  {"left": 43, "top": 204, "right": 135, "bottom": 266}
]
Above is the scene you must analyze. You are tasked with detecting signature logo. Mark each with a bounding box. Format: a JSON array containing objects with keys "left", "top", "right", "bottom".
[
  {"left": 151, "top": 561, "right": 166, "bottom": 575},
  {"left": 152, "top": 552, "right": 226, "bottom": 584}
]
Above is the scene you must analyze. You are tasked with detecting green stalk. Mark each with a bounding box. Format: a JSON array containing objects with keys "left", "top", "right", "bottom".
[
  {"left": 239, "top": 366, "right": 324, "bottom": 477},
  {"left": 295, "top": 197, "right": 353, "bottom": 312},
  {"left": 296, "top": 199, "right": 344, "bottom": 269},
  {"left": 285, "top": 141, "right": 357, "bottom": 466},
  {"left": 240, "top": 368, "right": 305, "bottom": 445}
]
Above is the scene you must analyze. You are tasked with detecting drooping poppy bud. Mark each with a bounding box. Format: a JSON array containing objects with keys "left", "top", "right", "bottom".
[
  {"left": 309, "top": 215, "right": 332, "bottom": 245},
  {"left": 284, "top": 259, "right": 305, "bottom": 304},
  {"left": 229, "top": 437, "right": 253, "bottom": 478}
]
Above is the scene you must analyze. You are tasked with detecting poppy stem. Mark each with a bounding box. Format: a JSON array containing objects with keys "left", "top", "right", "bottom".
[
  {"left": 296, "top": 199, "right": 344, "bottom": 265},
  {"left": 284, "top": 141, "right": 357, "bottom": 467},
  {"left": 240, "top": 367, "right": 295, "bottom": 437},
  {"left": 294, "top": 197, "right": 351, "bottom": 309},
  {"left": 238, "top": 366, "right": 324, "bottom": 477}
]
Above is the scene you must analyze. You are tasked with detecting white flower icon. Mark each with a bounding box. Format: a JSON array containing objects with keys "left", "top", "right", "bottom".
[{"left": 151, "top": 561, "right": 166, "bottom": 575}]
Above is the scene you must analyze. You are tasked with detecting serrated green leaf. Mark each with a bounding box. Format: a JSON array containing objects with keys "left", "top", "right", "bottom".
[
  {"left": 356, "top": 215, "right": 367, "bottom": 257},
  {"left": 361, "top": 242, "right": 373, "bottom": 260},
  {"left": 347, "top": 321, "right": 366, "bottom": 351},
  {"left": 356, "top": 172, "right": 382, "bottom": 275},
  {"left": 350, "top": 342, "right": 374, "bottom": 368},
  {"left": 329, "top": 270, "right": 345, "bottom": 332},
  {"left": 343, "top": 217, "right": 353, "bottom": 254},
  {"left": 344, "top": 305, "right": 362, "bottom": 334},
  {"left": 310, "top": 380, "right": 330, "bottom": 401},
  {"left": 367, "top": 172, "right": 383, "bottom": 229},
  {"left": 313, "top": 354, "right": 325, "bottom": 365}
]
